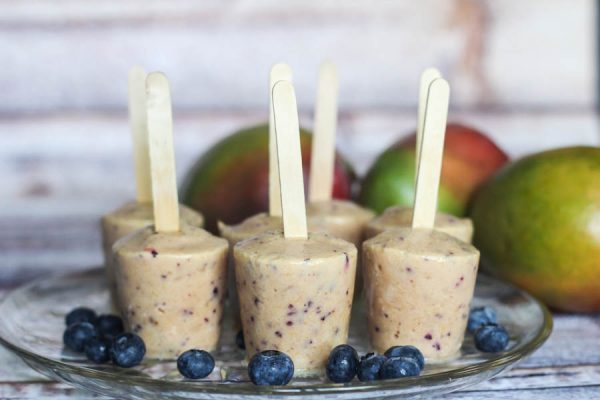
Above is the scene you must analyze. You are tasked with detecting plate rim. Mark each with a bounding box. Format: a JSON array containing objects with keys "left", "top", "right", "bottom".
[{"left": 0, "top": 267, "right": 553, "bottom": 396}]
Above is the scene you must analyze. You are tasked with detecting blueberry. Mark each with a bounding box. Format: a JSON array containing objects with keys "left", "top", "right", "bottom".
[
  {"left": 236, "top": 330, "right": 245, "bottom": 350},
  {"left": 65, "top": 307, "right": 97, "bottom": 327},
  {"left": 326, "top": 344, "right": 359, "bottom": 383},
  {"left": 357, "top": 353, "right": 386, "bottom": 382},
  {"left": 384, "top": 345, "right": 425, "bottom": 371},
  {"left": 177, "top": 349, "right": 215, "bottom": 379},
  {"left": 379, "top": 356, "right": 421, "bottom": 380},
  {"left": 467, "top": 306, "right": 497, "bottom": 333},
  {"left": 110, "top": 333, "right": 146, "bottom": 368},
  {"left": 248, "top": 350, "right": 294, "bottom": 386},
  {"left": 85, "top": 338, "right": 111, "bottom": 363},
  {"left": 474, "top": 324, "right": 509, "bottom": 352},
  {"left": 96, "top": 315, "right": 124, "bottom": 339},
  {"left": 63, "top": 322, "right": 98, "bottom": 352}
]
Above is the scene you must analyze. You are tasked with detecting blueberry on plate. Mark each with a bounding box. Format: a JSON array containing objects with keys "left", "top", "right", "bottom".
[
  {"left": 384, "top": 345, "right": 425, "bottom": 371},
  {"left": 110, "top": 333, "right": 146, "bottom": 368},
  {"left": 65, "top": 307, "right": 97, "bottom": 327},
  {"left": 467, "top": 306, "right": 497, "bottom": 333},
  {"left": 357, "top": 352, "right": 386, "bottom": 382},
  {"left": 85, "top": 338, "right": 111, "bottom": 363},
  {"left": 248, "top": 350, "right": 294, "bottom": 386},
  {"left": 474, "top": 324, "right": 509, "bottom": 352},
  {"left": 96, "top": 314, "right": 124, "bottom": 339},
  {"left": 177, "top": 349, "right": 215, "bottom": 379},
  {"left": 63, "top": 322, "right": 99, "bottom": 352},
  {"left": 326, "top": 344, "right": 359, "bottom": 383},
  {"left": 235, "top": 330, "right": 245, "bottom": 350},
  {"left": 379, "top": 356, "right": 421, "bottom": 380}
]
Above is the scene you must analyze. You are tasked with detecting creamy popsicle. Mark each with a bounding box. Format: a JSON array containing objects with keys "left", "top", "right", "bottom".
[
  {"left": 101, "top": 66, "right": 204, "bottom": 292},
  {"left": 363, "top": 228, "right": 479, "bottom": 359},
  {"left": 307, "top": 61, "right": 374, "bottom": 248},
  {"left": 365, "top": 205, "right": 472, "bottom": 242},
  {"left": 235, "top": 230, "right": 357, "bottom": 370},
  {"left": 218, "top": 64, "right": 293, "bottom": 331},
  {"left": 364, "top": 69, "right": 471, "bottom": 244},
  {"left": 113, "top": 72, "right": 227, "bottom": 359},
  {"left": 235, "top": 80, "right": 357, "bottom": 371},
  {"left": 220, "top": 202, "right": 373, "bottom": 251},
  {"left": 363, "top": 76, "right": 479, "bottom": 361},
  {"left": 102, "top": 202, "right": 203, "bottom": 291}
]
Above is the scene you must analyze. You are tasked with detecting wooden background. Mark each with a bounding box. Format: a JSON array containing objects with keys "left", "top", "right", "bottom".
[{"left": 0, "top": 2, "right": 599, "bottom": 398}]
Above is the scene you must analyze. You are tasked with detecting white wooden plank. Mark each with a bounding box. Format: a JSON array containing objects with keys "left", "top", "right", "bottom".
[{"left": 0, "top": 1, "right": 593, "bottom": 112}]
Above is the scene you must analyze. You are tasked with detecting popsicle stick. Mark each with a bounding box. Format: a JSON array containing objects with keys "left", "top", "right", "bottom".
[
  {"left": 272, "top": 80, "right": 308, "bottom": 239},
  {"left": 415, "top": 67, "right": 442, "bottom": 178},
  {"left": 412, "top": 78, "right": 450, "bottom": 230},
  {"left": 146, "top": 72, "right": 180, "bottom": 233},
  {"left": 309, "top": 60, "right": 339, "bottom": 203},
  {"left": 128, "top": 66, "right": 152, "bottom": 203},
  {"left": 268, "top": 63, "right": 293, "bottom": 217}
]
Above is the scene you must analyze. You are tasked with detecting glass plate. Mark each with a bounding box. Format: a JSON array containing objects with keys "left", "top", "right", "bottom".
[{"left": 0, "top": 267, "right": 552, "bottom": 399}]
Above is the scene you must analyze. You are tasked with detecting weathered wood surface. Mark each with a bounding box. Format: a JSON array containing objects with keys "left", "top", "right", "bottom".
[{"left": 0, "top": 0, "right": 594, "bottom": 113}]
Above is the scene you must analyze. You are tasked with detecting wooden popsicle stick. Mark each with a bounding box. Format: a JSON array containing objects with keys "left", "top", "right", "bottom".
[
  {"left": 412, "top": 78, "right": 450, "bottom": 230},
  {"left": 309, "top": 60, "right": 339, "bottom": 203},
  {"left": 415, "top": 67, "right": 442, "bottom": 179},
  {"left": 146, "top": 72, "right": 180, "bottom": 233},
  {"left": 128, "top": 66, "right": 152, "bottom": 203},
  {"left": 272, "top": 80, "right": 308, "bottom": 239},
  {"left": 268, "top": 63, "right": 293, "bottom": 217}
]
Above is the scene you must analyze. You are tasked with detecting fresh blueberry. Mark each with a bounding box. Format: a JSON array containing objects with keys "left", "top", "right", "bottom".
[
  {"left": 248, "top": 350, "right": 294, "bottom": 386},
  {"left": 474, "top": 324, "right": 509, "bottom": 352},
  {"left": 110, "top": 333, "right": 146, "bottom": 368},
  {"left": 357, "top": 353, "right": 386, "bottom": 382},
  {"left": 384, "top": 345, "right": 425, "bottom": 371},
  {"left": 65, "top": 307, "right": 97, "bottom": 327},
  {"left": 236, "top": 330, "right": 245, "bottom": 350},
  {"left": 96, "top": 314, "right": 124, "bottom": 339},
  {"left": 379, "top": 356, "right": 421, "bottom": 380},
  {"left": 85, "top": 338, "right": 111, "bottom": 363},
  {"left": 177, "top": 349, "right": 215, "bottom": 379},
  {"left": 63, "top": 322, "right": 98, "bottom": 352},
  {"left": 326, "top": 344, "right": 359, "bottom": 383},
  {"left": 467, "top": 306, "right": 498, "bottom": 333}
]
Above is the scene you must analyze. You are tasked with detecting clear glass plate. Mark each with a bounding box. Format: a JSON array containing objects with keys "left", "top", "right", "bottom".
[{"left": 0, "top": 267, "right": 552, "bottom": 399}]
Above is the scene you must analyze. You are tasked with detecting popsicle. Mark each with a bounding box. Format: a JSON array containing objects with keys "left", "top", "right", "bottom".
[
  {"left": 220, "top": 62, "right": 373, "bottom": 249},
  {"left": 363, "top": 78, "right": 480, "bottom": 361},
  {"left": 102, "top": 66, "right": 204, "bottom": 295},
  {"left": 364, "top": 68, "right": 472, "bottom": 243},
  {"left": 234, "top": 80, "right": 357, "bottom": 372},
  {"left": 307, "top": 61, "right": 374, "bottom": 247},
  {"left": 365, "top": 206, "right": 473, "bottom": 243},
  {"left": 218, "top": 64, "right": 292, "bottom": 331},
  {"left": 113, "top": 73, "right": 228, "bottom": 359}
]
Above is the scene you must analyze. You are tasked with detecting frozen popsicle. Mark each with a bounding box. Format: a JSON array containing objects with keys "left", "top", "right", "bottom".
[
  {"left": 234, "top": 80, "right": 357, "bottom": 372},
  {"left": 218, "top": 64, "right": 293, "bottom": 331},
  {"left": 221, "top": 63, "right": 373, "bottom": 249},
  {"left": 363, "top": 78, "right": 480, "bottom": 361},
  {"left": 307, "top": 61, "right": 374, "bottom": 247},
  {"left": 113, "top": 73, "right": 228, "bottom": 359},
  {"left": 102, "top": 66, "right": 204, "bottom": 294},
  {"left": 364, "top": 69, "right": 472, "bottom": 243},
  {"left": 364, "top": 206, "right": 473, "bottom": 243}
]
